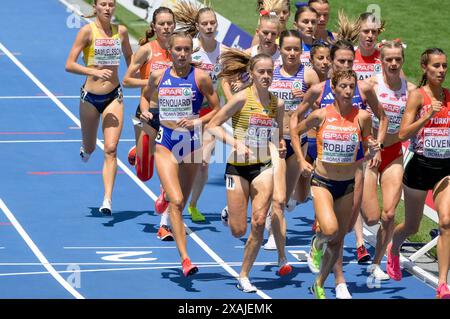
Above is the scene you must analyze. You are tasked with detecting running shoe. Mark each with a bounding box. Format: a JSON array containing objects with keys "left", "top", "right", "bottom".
[
  {"left": 236, "top": 277, "right": 257, "bottom": 293},
  {"left": 127, "top": 145, "right": 136, "bottom": 166},
  {"left": 277, "top": 259, "right": 293, "bottom": 276},
  {"left": 80, "top": 146, "right": 90, "bottom": 163},
  {"left": 436, "top": 282, "right": 450, "bottom": 299},
  {"left": 221, "top": 206, "right": 229, "bottom": 227},
  {"left": 307, "top": 235, "right": 323, "bottom": 274},
  {"left": 263, "top": 232, "right": 277, "bottom": 250},
  {"left": 357, "top": 244, "right": 371, "bottom": 264},
  {"left": 335, "top": 283, "right": 352, "bottom": 299},
  {"left": 157, "top": 225, "right": 174, "bottom": 241},
  {"left": 310, "top": 281, "right": 326, "bottom": 299},
  {"left": 188, "top": 206, "right": 206, "bottom": 222},
  {"left": 367, "top": 264, "right": 390, "bottom": 281},
  {"left": 386, "top": 243, "right": 402, "bottom": 281},
  {"left": 99, "top": 198, "right": 112, "bottom": 215},
  {"left": 155, "top": 187, "right": 169, "bottom": 214},
  {"left": 182, "top": 258, "right": 198, "bottom": 277}
]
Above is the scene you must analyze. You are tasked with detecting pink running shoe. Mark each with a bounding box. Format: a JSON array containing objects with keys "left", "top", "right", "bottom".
[
  {"left": 386, "top": 243, "right": 402, "bottom": 281},
  {"left": 182, "top": 258, "right": 198, "bottom": 277},
  {"left": 436, "top": 283, "right": 450, "bottom": 299},
  {"left": 155, "top": 187, "right": 169, "bottom": 215}
]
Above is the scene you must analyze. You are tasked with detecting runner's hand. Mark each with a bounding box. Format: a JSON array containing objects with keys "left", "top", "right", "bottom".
[
  {"left": 292, "top": 88, "right": 304, "bottom": 99},
  {"left": 427, "top": 100, "right": 443, "bottom": 118},
  {"left": 368, "top": 150, "right": 382, "bottom": 168},
  {"left": 298, "top": 158, "right": 313, "bottom": 177},
  {"left": 278, "top": 139, "right": 287, "bottom": 159},
  {"left": 139, "top": 110, "right": 153, "bottom": 122},
  {"left": 94, "top": 69, "right": 113, "bottom": 80},
  {"left": 367, "top": 137, "right": 381, "bottom": 159}
]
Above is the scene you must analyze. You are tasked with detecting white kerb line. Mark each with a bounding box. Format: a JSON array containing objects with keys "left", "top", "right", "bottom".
[
  {"left": 0, "top": 199, "right": 84, "bottom": 299},
  {"left": 0, "top": 42, "right": 271, "bottom": 300}
]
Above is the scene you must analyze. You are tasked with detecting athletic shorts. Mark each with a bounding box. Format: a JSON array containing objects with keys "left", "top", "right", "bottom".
[
  {"left": 155, "top": 125, "right": 201, "bottom": 162},
  {"left": 403, "top": 153, "right": 450, "bottom": 191},
  {"left": 311, "top": 173, "right": 355, "bottom": 200},
  {"left": 135, "top": 105, "right": 160, "bottom": 131},
  {"left": 80, "top": 85, "right": 122, "bottom": 113},
  {"left": 378, "top": 141, "right": 403, "bottom": 173},
  {"left": 225, "top": 161, "right": 272, "bottom": 184},
  {"left": 285, "top": 136, "right": 307, "bottom": 160}
]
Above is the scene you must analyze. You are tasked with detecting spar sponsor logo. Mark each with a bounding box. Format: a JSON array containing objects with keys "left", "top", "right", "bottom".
[
  {"left": 271, "top": 81, "right": 293, "bottom": 90},
  {"left": 249, "top": 115, "right": 273, "bottom": 127},
  {"left": 95, "top": 39, "right": 119, "bottom": 46}
]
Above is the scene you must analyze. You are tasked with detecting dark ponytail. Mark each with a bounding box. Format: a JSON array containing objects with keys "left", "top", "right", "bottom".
[
  {"left": 419, "top": 48, "right": 446, "bottom": 87},
  {"left": 139, "top": 6, "right": 174, "bottom": 46}
]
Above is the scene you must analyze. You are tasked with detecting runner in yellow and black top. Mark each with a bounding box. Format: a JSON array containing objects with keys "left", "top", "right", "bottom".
[
  {"left": 293, "top": 70, "right": 380, "bottom": 298},
  {"left": 65, "top": 0, "right": 132, "bottom": 215},
  {"left": 205, "top": 51, "right": 292, "bottom": 293}
]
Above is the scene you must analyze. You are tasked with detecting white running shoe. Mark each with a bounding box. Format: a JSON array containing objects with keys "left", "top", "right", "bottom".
[
  {"left": 335, "top": 283, "right": 352, "bottom": 299},
  {"left": 236, "top": 277, "right": 257, "bottom": 293},
  {"left": 286, "top": 198, "right": 297, "bottom": 212},
  {"left": 99, "top": 198, "right": 112, "bottom": 215},
  {"left": 221, "top": 206, "right": 229, "bottom": 227},
  {"left": 80, "top": 146, "right": 90, "bottom": 163},
  {"left": 367, "top": 264, "right": 390, "bottom": 281},
  {"left": 263, "top": 232, "right": 277, "bottom": 250}
]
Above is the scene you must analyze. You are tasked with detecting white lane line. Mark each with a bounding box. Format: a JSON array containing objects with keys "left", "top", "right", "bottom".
[
  {"left": 63, "top": 246, "right": 177, "bottom": 250},
  {"left": 0, "top": 199, "right": 84, "bottom": 299},
  {"left": 0, "top": 95, "right": 140, "bottom": 99},
  {"left": 0, "top": 139, "right": 135, "bottom": 144},
  {"left": 0, "top": 41, "right": 271, "bottom": 300}
]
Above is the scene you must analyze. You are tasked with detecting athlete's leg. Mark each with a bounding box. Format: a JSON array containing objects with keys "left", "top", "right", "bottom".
[
  {"left": 101, "top": 99, "right": 124, "bottom": 201},
  {"left": 79, "top": 100, "right": 100, "bottom": 154},
  {"left": 240, "top": 169, "right": 273, "bottom": 279},
  {"left": 373, "top": 160, "right": 403, "bottom": 264},
  {"left": 433, "top": 177, "right": 450, "bottom": 285},
  {"left": 226, "top": 174, "right": 250, "bottom": 238}
]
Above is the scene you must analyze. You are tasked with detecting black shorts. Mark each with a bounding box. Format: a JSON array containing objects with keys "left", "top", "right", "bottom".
[
  {"left": 80, "top": 85, "right": 122, "bottom": 113},
  {"left": 225, "top": 161, "right": 272, "bottom": 184},
  {"left": 403, "top": 153, "right": 450, "bottom": 191},
  {"left": 135, "top": 105, "right": 160, "bottom": 131},
  {"left": 311, "top": 173, "right": 355, "bottom": 200}
]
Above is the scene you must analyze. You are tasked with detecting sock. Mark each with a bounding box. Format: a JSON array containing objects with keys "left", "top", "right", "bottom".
[{"left": 160, "top": 208, "right": 170, "bottom": 226}]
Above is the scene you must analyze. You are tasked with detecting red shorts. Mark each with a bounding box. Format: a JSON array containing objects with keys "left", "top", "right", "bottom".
[
  {"left": 378, "top": 141, "right": 403, "bottom": 173},
  {"left": 199, "top": 106, "right": 213, "bottom": 118}
]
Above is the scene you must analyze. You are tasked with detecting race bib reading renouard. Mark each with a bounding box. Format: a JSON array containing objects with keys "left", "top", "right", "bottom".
[{"left": 159, "top": 87, "right": 193, "bottom": 121}]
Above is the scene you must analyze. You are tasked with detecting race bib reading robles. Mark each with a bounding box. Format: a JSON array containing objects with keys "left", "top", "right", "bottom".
[
  {"left": 159, "top": 87, "right": 193, "bottom": 121},
  {"left": 321, "top": 128, "right": 359, "bottom": 163}
]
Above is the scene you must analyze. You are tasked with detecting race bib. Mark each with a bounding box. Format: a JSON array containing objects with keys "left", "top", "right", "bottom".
[
  {"left": 321, "top": 129, "right": 359, "bottom": 163},
  {"left": 94, "top": 38, "right": 122, "bottom": 66},
  {"left": 372, "top": 102, "right": 404, "bottom": 134},
  {"left": 354, "top": 63, "right": 382, "bottom": 81},
  {"left": 301, "top": 51, "right": 312, "bottom": 68},
  {"left": 270, "top": 80, "right": 302, "bottom": 111},
  {"left": 159, "top": 87, "right": 193, "bottom": 121},
  {"left": 423, "top": 128, "right": 450, "bottom": 158},
  {"left": 246, "top": 115, "right": 275, "bottom": 147}
]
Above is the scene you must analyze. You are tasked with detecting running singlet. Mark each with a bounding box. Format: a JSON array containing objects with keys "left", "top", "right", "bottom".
[
  {"left": 410, "top": 88, "right": 450, "bottom": 159},
  {"left": 317, "top": 104, "right": 362, "bottom": 164},
  {"left": 353, "top": 48, "right": 382, "bottom": 81},
  {"left": 251, "top": 45, "right": 282, "bottom": 68},
  {"left": 83, "top": 22, "right": 122, "bottom": 67},
  {"left": 140, "top": 40, "right": 172, "bottom": 80},
  {"left": 269, "top": 64, "right": 307, "bottom": 112},
  {"left": 320, "top": 79, "right": 366, "bottom": 110},
  {"left": 231, "top": 87, "right": 278, "bottom": 164},
  {"left": 300, "top": 42, "right": 313, "bottom": 68},
  {"left": 373, "top": 73, "right": 408, "bottom": 134},
  {"left": 158, "top": 67, "right": 204, "bottom": 121},
  {"left": 192, "top": 38, "right": 225, "bottom": 90}
]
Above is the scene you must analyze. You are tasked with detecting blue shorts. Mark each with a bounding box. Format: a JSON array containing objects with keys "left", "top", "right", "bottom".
[
  {"left": 307, "top": 137, "right": 364, "bottom": 162},
  {"left": 285, "top": 136, "right": 307, "bottom": 159},
  {"left": 80, "top": 85, "right": 122, "bottom": 113},
  {"left": 311, "top": 173, "right": 355, "bottom": 200},
  {"left": 155, "top": 125, "right": 201, "bottom": 162}
]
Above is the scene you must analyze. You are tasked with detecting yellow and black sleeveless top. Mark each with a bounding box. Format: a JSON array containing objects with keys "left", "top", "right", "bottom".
[
  {"left": 230, "top": 87, "right": 278, "bottom": 165},
  {"left": 83, "top": 22, "right": 122, "bottom": 67}
]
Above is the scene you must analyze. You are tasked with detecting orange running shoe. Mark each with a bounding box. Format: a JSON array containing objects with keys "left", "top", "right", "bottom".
[
  {"left": 277, "top": 260, "right": 293, "bottom": 276},
  {"left": 182, "top": 258, "right": 198, "bottom": 277},
  {"left": 157, "top": 225, "right": 174, "bottom": 241},
  {"left": 127, "top": 145, "right": 136, "bottom": 166}
]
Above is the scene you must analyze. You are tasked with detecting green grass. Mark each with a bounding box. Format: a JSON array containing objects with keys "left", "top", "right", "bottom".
[{"left": 211, "top": 0, "right": 450, "bottom": 87}]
